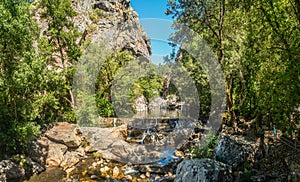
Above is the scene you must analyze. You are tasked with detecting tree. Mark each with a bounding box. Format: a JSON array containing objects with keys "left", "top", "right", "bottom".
[
  {"left": 242, "top": 0, "right": 300, "bottom": 132},
  {"left": 0, "top": 0, "right": 41, "bottom": 155},
  {"left": 37, "top": 0, "right": 82, "bottom": 122},
  {"left": 167, "top": 0, "right": 300, "bottom": 133},
  {"left": 96, "top": 50, "right": 135, "bottom": 117},
  {"left": 167, "top": 0, "right": 241, "bottom": 122}
]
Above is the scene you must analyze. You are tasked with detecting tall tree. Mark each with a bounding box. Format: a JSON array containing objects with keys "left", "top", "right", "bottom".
[
  {"left": 0, "top": 0, "right": 41, "bottom": 155},
  {"left": 37, "top": 0, "right": 82, "bottom": 122},
  {"left": 167, "top": 0, "right": 300, "bottom": 133},
  {"left": 167, "top": 0, "right": 241, "bottom": 122}
]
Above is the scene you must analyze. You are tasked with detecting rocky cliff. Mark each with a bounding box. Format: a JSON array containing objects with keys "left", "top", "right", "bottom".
[
  {"left": 72, "top": 0, "right": 151, "bottom": 58},
  {"left": 33, "top": 0, "right": 151, "bottom": 59}
]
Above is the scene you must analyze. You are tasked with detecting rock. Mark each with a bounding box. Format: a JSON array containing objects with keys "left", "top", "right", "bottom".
[
  {"left": 155, "top": 175, "right": 161, "bottom": 181},
  {"left": 123, "top": 167, "right": 139, "bottom": 175},
  {"left": 28, "top": 167, "right": 65, "bottom": 182},
  {"left": 174, "top": 150, "right": 184, "bottom": 158},
  {"left": 26, "top": 158, "right": 45, "bottom": 174},
  {"left": 45, "top": 122, "right": 81, "bottom": 148},
  {"left": 140, "top": 174, "right": 146, "bottom": 179},
  {"left": 112, "top": 166, "right": 120, "bottom": 178},
  {"left": 134, "top": 96, "right": 148, "bottom": 112},
  {"left": 174, "top": 159, "right": 232, "bottom": 182},
  {"left": 148, "top": 97, "right": 168, "bottom": 110},
  {"left": 146, "top": 172, "right": 150, "bottom": 178},
  {"left": 65, "top": 166, "right": 76, "bottom": 176},
  {"left": 124, "top": 175, "right": 133, "bottom": 180},
  {"left": 138, "top": 162, "right": 174, "bottom": 174},
  {"left": 30, "top": 136, "right": 68, "bottom": 167},
  {"left": 284, "top": 155, "right": 300, "bottom": 178},
  {"left": 29, "top": 136, "right": 50, "bottom": 165},
  {"left": 0, "top": 160, "right": 25, "bottom": 181},
  {"left": 46, "top": 141, "right": 68, "bottom": 167},
  {"left": 81, "top": 127, "right": 175, "bottom": 164},
  {"left": 71, "top": 0, "right": 151, "bottom": 59},
  {"left": 100, "top": 166, "right": 110, "bottom": 176},
  {"left": 60, "top": 151, "right": 81, "bottom": 170},
  {"left": 90, "top": 174, "right": 100, "bottom": 179},
  {"left": 29, "top": 123, "right": 84, "bottom": 169},
  {"left": 213, "top": 134, "right": 259, "bottom": 169}
]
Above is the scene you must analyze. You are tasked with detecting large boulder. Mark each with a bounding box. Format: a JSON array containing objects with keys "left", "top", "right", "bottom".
[
  {"left": 46, "top": 141, "right": 68, "bottom": 167},
  {"left": 29, "top": 123, "right": 85, "bottom": 169},
  {"left": 213, "top": 134, "right": 259, "bottom": 169},
  {"left": 133, "top": 96, "right": 148, "bottom": 112},
  {"left": 44, "top": 122, "right": 82, "bottom": 148},
  {"left": 174, "top": 159, "right": 232, "bottom": 182},
  {"left": 81, "top": 126, "right": 189, "bottom": 164},
  {"left": 81, "top": 126, "right": 163, "bottom": 164}
]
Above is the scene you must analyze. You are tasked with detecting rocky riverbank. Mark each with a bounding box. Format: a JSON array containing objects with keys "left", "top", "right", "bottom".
[{"left": 1, "top": 120, "right": 299, "bottom": 181}]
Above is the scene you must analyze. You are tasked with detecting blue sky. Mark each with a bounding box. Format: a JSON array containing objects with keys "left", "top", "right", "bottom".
[
  {"left": 130, "top": 0, "right": 175, "bottom": 64},
  {"left": 130, "top": 0, "right": 172, "bottom": 20}
]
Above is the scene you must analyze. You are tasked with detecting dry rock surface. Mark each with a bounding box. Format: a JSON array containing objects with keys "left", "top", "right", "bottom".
[
  {"left": 72, "top": 0, "right": 152, "bottom": 58},
  {"left": 175, "top": 159, "right": 232, "bottom": 182},
  {"left": 213, "top": 134, "right": 260, "bottom": 169},
  {"left": 27, "top": 122, "right": 182, "bottom": 181}
]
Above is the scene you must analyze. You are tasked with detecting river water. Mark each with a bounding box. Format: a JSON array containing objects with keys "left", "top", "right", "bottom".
[{"left": 28, "top": 106, "right": 194, "bottom": 181}]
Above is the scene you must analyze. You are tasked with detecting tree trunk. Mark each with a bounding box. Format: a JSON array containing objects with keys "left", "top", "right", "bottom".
[{"left": 219, "top": 0, "right": 236, "bottom": 123}]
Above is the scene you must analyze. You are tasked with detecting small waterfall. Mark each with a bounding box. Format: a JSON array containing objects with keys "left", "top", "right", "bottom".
[
  {"left": 139, "top": 126, "right": 150, "bottom": 144},
  {"left": 113, "top": 118, "right": 117, "bottom": 127}
]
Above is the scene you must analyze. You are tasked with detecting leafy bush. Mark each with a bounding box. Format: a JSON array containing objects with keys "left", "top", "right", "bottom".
[
  {"left": 0, "top": 0, "right": 80, "bottom": 157},
  {"left": 191, "top": 132, "right": 218, "bottom": 159}
]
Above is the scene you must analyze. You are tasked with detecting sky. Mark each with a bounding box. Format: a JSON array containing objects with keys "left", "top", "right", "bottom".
[{"left": 130, "top": 0, "right": 175, "bottom": 64}]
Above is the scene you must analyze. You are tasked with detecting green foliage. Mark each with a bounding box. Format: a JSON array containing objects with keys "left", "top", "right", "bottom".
[
  {"left": 37, "top": 0, "right": 81, "bottom": 123},
  {"left": 177, "top": 50, "right": 211, "bottom": 120},
  {"left": 96, "top": 98, "right": 115, "bottom": 117},
  {"left": 191, "top": 132, "right": 218, "bottom": 159},
  {"left": 167, "top": 0, "right": 300, "bottom": 132},
  {"left": 130, "top": 74, "right": 164, "bottom": 104},
  {"left": 92, "top": 152, "right": 103, "bottom": 159},
  {"left": 95, "top": 50, "right": 135, "bottom": 117},
  {"left": 0, "top": 0, "right": 42, "bottom": 155},
  {"left": 89, "top": 9, "right": 107, "bottom": 23},
  {"left": 95, "top": 51, "right": 167, "bottom": 117},
  {"left": 0, "top": 0, "right": 81, "bottom": 156}
]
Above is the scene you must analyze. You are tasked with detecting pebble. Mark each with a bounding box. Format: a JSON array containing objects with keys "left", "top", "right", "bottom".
[
  {"left": 65, "top": 166, "right": 76, "bottom": 175},
  {"left": 155, "top": 175, "right": 161, "bottom": 181},
  {"left": 125, "top": 175, "right": 133, "bottom": 180},
  {"left": 100, "top": 166, "right": 110, "bottom": 173},
  {"left": 90, "top": 175, "right": 99, "bottom": 179},
  {"left": 146, "top": 172, "right": 150, "bottom": 177},
  {"left": 82, "top": 170, "right": 87, "bottom": 176},
  {"left": 113, "top": 166, "right": 120, "bottom": 178},
  {"left": 97, "top": 159, "right": 103, "bottom": 165},
  {"left": 124, "top": 167, "right": 139, "bottom": 175},
  {"left": 174, "top": 150, "right": 184, "bottom": 158},
  {"left": 140, "top": 174, "right": 146, "bottom": 179}
]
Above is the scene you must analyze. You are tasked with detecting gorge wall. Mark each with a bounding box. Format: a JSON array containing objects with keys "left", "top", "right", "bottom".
[{"left": 72, "top": 0, "right": 152, "bottom": 58}]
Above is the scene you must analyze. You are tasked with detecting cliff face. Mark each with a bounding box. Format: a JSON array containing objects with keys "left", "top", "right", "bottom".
[{"left": 73, "top": 0, "right": 152, "bottom": 58}]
